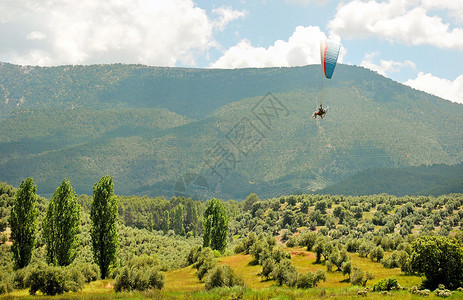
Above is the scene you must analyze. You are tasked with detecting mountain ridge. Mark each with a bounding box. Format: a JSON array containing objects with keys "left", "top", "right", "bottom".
[{"left": 0, "top": 63, "right": 462, "bottom": 199}]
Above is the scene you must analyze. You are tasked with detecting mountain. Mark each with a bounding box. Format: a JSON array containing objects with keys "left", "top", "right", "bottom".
[
  {"left": 0, "top": 62, "right": 462, "bottom": 199},
  {"left": 318, "top": 163, "right": 463, "bottom": 196}
]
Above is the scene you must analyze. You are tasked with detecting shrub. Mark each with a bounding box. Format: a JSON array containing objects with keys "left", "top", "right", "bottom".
[
  {"left": 27, "top": 264, "right": 68, "bottom": 296},
  {"left": 351, "top": 267, "right": 374, "bottom": 286},
  {"left": 65, "top": 265, "right": 85, "bottom": 292},
  {"left": 409, "top": 236, "right": 463, "bottom": 290},
  {"left": 298, "top": 231, "right": 318, "bottom": 251},
  {"left": 382, "top": 250, "right": 409, "bottom": 269},
  {"left": 369, "top": 245, "right": 384, "bottom": 262},
  {"left": 204, "top": 265, "right": 244, "bottom": 290},
  {"left": 195, "top": 247, "right": 217, "bottom": 281},
  {"left": 113, "top": 266, "right": 165, "bottom": 292},
  {"left": 13, "top": 267, "right": 29, "bottom": 289},
  {"left": 286, "top": 236, "right": 297, "bottom": 248},
  {"left": 270, "top": 259, "right": 296, "bottom": 286},
  {"left": 186, "top": 245, "right": 202, "bottom": 265},
  {"left": 372, "top": 277, "right": 399, "bottom": 291},
  {"left": 113, "top": 255, "right": 165, "bottom": 292},
  {"left": 0, "top": 268, "right": 13, "bottom": 294},
  {"left": 296, "top": 270, "right": 326, "bottom": 289}
]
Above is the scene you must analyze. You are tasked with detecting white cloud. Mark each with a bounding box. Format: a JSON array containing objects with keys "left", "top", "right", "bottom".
[
  {"left": 212, "top": 7, "right": 247, "bottom": 31},
  {"left": 211, "top": 25, "right": 340, "bottom": 68},
  {"left": 285, "top": 0, "right": 330, "bottom": 6},
  {"left": 26, "top": 31, "right": 46, "bottom": 40},
  {"left": 421, "top": 0, "right": 463, "bottom": 22},
  {"left": 0, "top": 0, "right": 243, "bottom": 66},
  {"left": 360, "top": 52, "right": 416, "bottom": 76},
  {"left": 329, "top": 0, "right": 463, "bottom": 49},
  {"left": 404, "top": 72, "right": 463, "bottom": 104}
]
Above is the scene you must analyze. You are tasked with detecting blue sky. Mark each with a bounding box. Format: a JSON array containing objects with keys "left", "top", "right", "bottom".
[{"left": 1, "top": 0, "right": 462, "bottom": 103}]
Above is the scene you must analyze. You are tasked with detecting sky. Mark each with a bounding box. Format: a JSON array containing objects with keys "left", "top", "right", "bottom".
[{"left": 1, "top": 0, "right": 462, "bottom": 104}]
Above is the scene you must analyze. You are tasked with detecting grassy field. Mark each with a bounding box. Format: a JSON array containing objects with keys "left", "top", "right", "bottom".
[{"left": 2, "top": 248, "right": 461, "bottom": 299}]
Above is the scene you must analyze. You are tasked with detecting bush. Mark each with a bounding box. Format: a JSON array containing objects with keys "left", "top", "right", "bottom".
[
  {"left": 270, "top": 259, "right": 296, "bottom": 286},
  {"left": 204, "top": 265, "right": 244, "bottom": 290},
  {"left": 194, "top": 247, "right": 217, "bottom": 281},
  {"left": 27, "top": 264, "right": 68, "bottom": 296},
  {"left": 286, "top": 236, "right": 297, "bottom": 248},
  {"left": 13, "top": 267, "right": 29, "bottom": 289},
  {"left": 372, "top": 277, "right": 399, "bottom": 291},
  {"left": 78, "top": 262, "right": 100, "bottom": 283},
  {"left": 113, "top": 255, "right": 165, "bottom": 292},
  {"left": 113, "top": 266, "right": 165, "bottom": 292},
  {"left": 409, "top": 236, "right": 463, "bottom": 290},
  {"left": 0, "top": 268, "right": 13, "bottom": 294},
  {"left": 351, "top": 267, "right": 374, "bottom": 286},
  {"left": 65, "top": 265, "right": 85, "bottom": 292},
  {"left": 382, "top": 250, "right": 409, "bottom": 269},
  {"left": 186, "top": 245, "right": 202, "bottom": 265},
  {"left": 296, "top": 270, "right": 326, "bottom": 289}
]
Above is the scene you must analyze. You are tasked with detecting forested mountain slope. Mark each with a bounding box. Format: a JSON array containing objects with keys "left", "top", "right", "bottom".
[
  {"left": 319, "top": 163, "right": 463, "bottom": 196},
  {"left": 0, "top": 63, "right": 462, "bottom": 198}
]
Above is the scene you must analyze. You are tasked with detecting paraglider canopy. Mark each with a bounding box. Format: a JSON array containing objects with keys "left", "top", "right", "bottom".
[{"left": 320, "top": 39, "right": 341, "bottom": 79}]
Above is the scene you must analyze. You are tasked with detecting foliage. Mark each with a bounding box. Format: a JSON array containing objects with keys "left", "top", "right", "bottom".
[
  {"left": 270, "top": 259, "right": 296, "bottom": 286},
  {"left": 204, "top": 265, "right": 244, "bottom": 290},
  {"left": 90, "top": 175, "right": 118, "bottom": 279},
  {"left": 43, "top": 179, "right": 81, "bottom": 266},
  {"left": 203, "top": 198, "right": 228, "bottom": 252},
  {"left": 372, "top": 277, "right": 399, "bottom": 291},
  {"left": 350, "top": 267, "right": 374, "bottom": 286},
  {"left": 194, "top": 247, "right": 217, "bottom": 281},
  {"left": 113, "top": 255, "right": 165, "bottom": 292},
  {"left": 0, "top": 267, "right": 13, "bottom": 294},
  {"left": 27, "top": 263, "right": 68, "bottom": 296},
  {"left": 409, "top": 235, "right": 463, "bottom": 290},
  {"left": 382, "top": 250, "right": 409, "bottom": 269},
  {"left": 2, "top": 63, "right": 463, "bottom": 200},
  {"left": 295, "top": 270, "right": 326, "bottom": 289},
  {"left": 10, "top": 177, "right": 38, "bottom": 269}
]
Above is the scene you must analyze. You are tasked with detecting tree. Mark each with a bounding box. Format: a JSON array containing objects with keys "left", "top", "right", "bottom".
[
  {"left": 161, "top": 210, "right": 170, "bottom": 234},
  {"left": 243, "top": 193, "right": 259, "bottom": 212},
  {"left": 90, "top": 176, "right": 118, "bottom": 279},
  {"left": 409, "top": 236, "right": 463, "bottom": 290},
  {"left": 43, "top": 179, "right": 81, "bottom": 266},
  {"left": 172, "top": 204, "right": 185, "bottom": 235},
  {"left": 10, "top": 178, "right": 38, "bottom": 269},
  {"left": 203, "top": 198, "right": 228, "bottom": 252}
]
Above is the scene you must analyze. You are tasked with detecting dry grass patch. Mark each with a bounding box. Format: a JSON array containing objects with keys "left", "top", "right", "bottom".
[{"left": 164, "top": 265, "right": 204, "bottom": 292}]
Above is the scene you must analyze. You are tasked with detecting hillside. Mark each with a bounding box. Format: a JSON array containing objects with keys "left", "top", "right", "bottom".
[
  {"left": 0, "top": 63, "right": 462, "bottom": 198},
  {"left": 319, "top": 163, "right": 463, "bottom": 196}
]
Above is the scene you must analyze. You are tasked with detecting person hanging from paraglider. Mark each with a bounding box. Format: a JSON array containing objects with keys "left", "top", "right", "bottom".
[
  {"left": 313, "top": 38, "right": 340, "bottom": 120},
  {"left": 312, "top": 103, "right": 327, "bottom": 119}
]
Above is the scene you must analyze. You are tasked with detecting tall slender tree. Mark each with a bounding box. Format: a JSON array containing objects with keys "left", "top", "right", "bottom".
[
  {"left": 161, "top": 210, "right": 170, "bottom": 234},
  {"left": 43, "top": 179, "right": 80, "bottom": 266},
  {"left": 10, "top": 177, "right": 38, "bottom": 269},
  {"left": 172, "top": 204, "right": 185, "bottom": 235},
  {"left": 90, "top": 175, "right": 118, "bottom": 279},
  {"left": 203, "top": 198, "right": 228, "bottom": 252}
]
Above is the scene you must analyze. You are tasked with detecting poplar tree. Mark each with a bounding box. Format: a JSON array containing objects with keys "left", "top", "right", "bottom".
[
  {"left": 203, "top": 198, "right": 228, "bottom": 252},
  {"left": 161, "top": 210, "right": 170, "bottom": 234},
  {"left": 172, "top": 204, "right": 185, "bottom": 235},
  {"left": 10, "top": 177, "right": 38, "bottom": 269},
  {"left": 43, "top": 179, "right": 80, "bottom": 266},
  {"left": 90, "top": 175, "right": 118, "bottom": 279}
]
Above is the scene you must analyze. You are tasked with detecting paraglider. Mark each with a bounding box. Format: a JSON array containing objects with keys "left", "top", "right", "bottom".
[
  {"left": 315, "top": 38, "right": 341, "bottom": 119},
  {"left": 320, "top": 39, "right": 341, "bottom": 79},
  {"left": 312, "top": 103, "right": 328, "bottom": 119}
]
